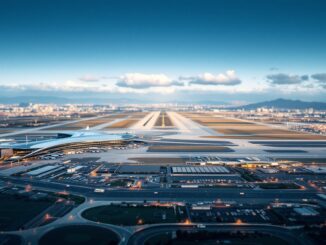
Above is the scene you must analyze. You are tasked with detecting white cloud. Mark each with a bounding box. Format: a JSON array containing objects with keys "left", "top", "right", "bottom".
[
  {"left": 0, "top": 79, "right": 178, "bottom": 95},
  {"left": 79, "top": 75, "right": 101, "bottom": 82},
  {"left": 2, "top": 70, "right": 324, "bottom": 99},
  {"left": 181, "top": 70, "right": 242, "bottom": 86},
  {"left": 0, "top": 81, "right": 115, "bottom": 93},
  {"left": 116, "top": 73, "right": 183, "bottom": 89}
]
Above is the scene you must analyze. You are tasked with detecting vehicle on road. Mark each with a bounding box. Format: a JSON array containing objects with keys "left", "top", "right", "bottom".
[{"left": 197, "top": 224, "right": 206, "bottom": 228}]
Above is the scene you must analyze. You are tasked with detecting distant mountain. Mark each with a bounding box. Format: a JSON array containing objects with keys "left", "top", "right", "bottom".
[
  {"left": 0, "top": 96, "right": 73, "bottom": 104},
  {"left": 235, "top": 99, "right": 326, "bottom": 110}
]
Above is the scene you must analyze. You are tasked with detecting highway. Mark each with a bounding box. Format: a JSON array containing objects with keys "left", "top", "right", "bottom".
[
  {"left": 1, "top": 176, "right": 322, "bottom": 204},
  {"left": 127, "top": 224, "right": 312, "bottom": 245}
]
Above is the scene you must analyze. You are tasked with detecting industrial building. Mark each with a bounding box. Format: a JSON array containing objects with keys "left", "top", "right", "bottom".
[
  {"left": 117, "top": 165, "right": 162, "bottom": 174},
  {"left": 171, "top": 166, "right": 230, "bottom": 174}
]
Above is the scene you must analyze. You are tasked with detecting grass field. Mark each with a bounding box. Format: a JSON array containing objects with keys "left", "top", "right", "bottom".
[
  {"left": 109, "top": 178, "right": 133, "bottom": 187},
  {"left": 204, "top": 134, "right": 325, "bottom": 140},
  {"left": 147, "top": 145, "right": 234, "bottom": 152},
  {"left": 183, "top": 112, "right": 325, "bottom": 140},
  {"left": 39, "top": 225, "right": 119, "bottom": 245},
  {"left": 0, "top": 194, "right": 53, "bottom": 231},
  {"left": 46, "top": 116, "right": 115, "bottom": 130},
  {"left": 82, "top": 204, "right": 187, "bottom": 226},
  {"left": 105, "top": 119, "right": 138, "bottom": 129},
  {"left": 129, "top": 112, "right": 149, "bottom": 119},
  {"left": 258, "top": 183, "right": 301, "bottom": 189}
]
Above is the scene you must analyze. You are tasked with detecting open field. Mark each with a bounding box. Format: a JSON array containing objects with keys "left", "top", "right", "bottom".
[
  {"left": 154, "top": 112, "right": 174, "bottom": 127},
  {"left": 129, "top": 112, "right": 149, "bottom": 119},
  {"left": 258, "top": 183, "right": 301, "bottom": 189},
  {"left": 0, "top": 193, "right": 53, "bottom": 231},
  {"left": 46, "top": 116, "right": 115, "bottom": 130},
  {"left": 109, "top": 178, "right": 134, "bottom": 187},
  {"left": 105, "top": 119, "right": 138, "bottom": 129},
  {"left": 82, "top": 204, "right": 187, "bottom": 226},
  {"left": 0, "top": 116, "right": 70, "bottom": 129},
  {"left": 183, "top": 112, "right": 326, "bottom": 140},
  {"left": 39, "top": 225, "right": 119, "bottom": 245},
  {"left": 250, "top": 141, "right": 326, "bottom": 147},
  {"left": 147, "top": 145, "right": 234, "bottom": 152},
  {"left": 128, "top": 157, "right": 188, "bottom": 164},
  {"left": 204, "top": 134, "right": 326, "bottom": 140}
]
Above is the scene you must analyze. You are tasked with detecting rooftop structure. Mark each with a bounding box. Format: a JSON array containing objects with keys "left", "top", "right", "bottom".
[
  {"left": 0, "top": 131, "right": 136, "bottom": 159},
  {"left": 171, "top": 166, "right": 229, "bottom": 174},
  {"left": 117, "top": 165, "right": 161, "bottom": 174},
  {"left": 294, "top": 207, "right": 319, "bottom": 216}
]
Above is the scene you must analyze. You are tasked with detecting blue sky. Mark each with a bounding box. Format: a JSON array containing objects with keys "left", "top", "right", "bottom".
[{"left": 1, "top": 0, "right": 326, "bottom": 103}]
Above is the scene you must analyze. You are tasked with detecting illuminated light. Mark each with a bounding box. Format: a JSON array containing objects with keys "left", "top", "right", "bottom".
[
  {"left": 136, "top": 181, "right": 142, "bottom": 188},
  {"left": 235, "top": 219, "right": 242, "bottom": 224},
  {"left": 184, "top": 219, "right": 191, "bottom": 224},
  {"left": 137, "top": 219, "right": 143, "bottom": 225},
  {"left": 58, "top": 190, "right": 69, "bottom": 196},
  {"left": 25, "top": 184, "right": 32, "bottom": 192},
  {"left": 44, "top": 213, "right": 51, "bottom": 220},
  {"left": 90, "top": 171, "right": 97, "bottom": 177}
]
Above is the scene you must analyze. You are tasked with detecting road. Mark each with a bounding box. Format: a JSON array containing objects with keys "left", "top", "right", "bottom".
[
  {"left": 127, "top": 224, "right": 312, "bottom": 245},
  {"left": 1, "top": 176, "right": 322, "bottom": 204}
]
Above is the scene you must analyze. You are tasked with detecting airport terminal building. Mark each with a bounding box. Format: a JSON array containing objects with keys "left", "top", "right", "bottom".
[{"left": 0, "top": 131, "right": 137, "bottom": 160}]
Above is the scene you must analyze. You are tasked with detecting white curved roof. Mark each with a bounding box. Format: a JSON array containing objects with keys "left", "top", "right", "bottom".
[{"left": 1, "top": 131, "right": 135, "bottom": 150}]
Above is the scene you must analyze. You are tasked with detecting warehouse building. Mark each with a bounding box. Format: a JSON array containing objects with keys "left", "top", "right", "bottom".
[{"left": 171, "top": 166, "right": 229, "bottom": 174}]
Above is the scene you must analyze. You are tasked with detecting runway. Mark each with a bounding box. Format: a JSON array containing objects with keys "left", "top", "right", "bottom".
[{"left": 1, "top": 111, "right": 326, "bottom": 162}]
